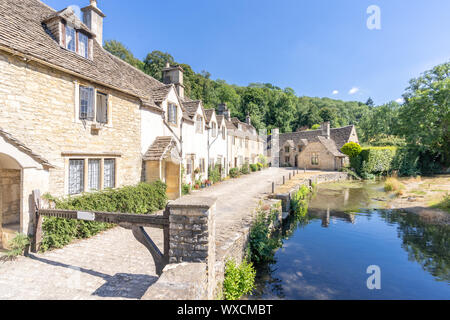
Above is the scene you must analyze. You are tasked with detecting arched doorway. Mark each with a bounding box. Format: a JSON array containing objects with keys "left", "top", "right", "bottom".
[{"left": 0, "top": 153, "right": 21, "bottom": 249}]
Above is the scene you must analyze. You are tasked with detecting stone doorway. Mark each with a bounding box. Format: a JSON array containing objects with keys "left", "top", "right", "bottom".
[{"left": 0, "top": 155, "right": 21, "bottom": 250}]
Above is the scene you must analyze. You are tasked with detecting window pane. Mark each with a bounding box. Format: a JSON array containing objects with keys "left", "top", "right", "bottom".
[
  {"left": 88, "top": 159, "right": 100, "bottom": 190},
  {"left": 168, "top": 104, "right": 176, "bottom": 124},
  {"left": 104, "top": 159, "right": 115, "bottom": 188},
  {"left": 69, "top": 159, "right": 84, "bottom": 195},
  {"left": 66, "top": 26, "right": 76, "bottom": 52},
  {"left": 78, "top": 33, "right": 89, "bottom": 58},
  {"left": 80, "top": 86, "right": 94, "bottom": 120},
  {"left": 96, "top": 92, "right": 108, "bottom": 123}
]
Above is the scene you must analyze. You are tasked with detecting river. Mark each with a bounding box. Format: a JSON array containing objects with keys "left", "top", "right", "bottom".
[{"left": 250, "top": 180, "right": 450, "bottom": 300}]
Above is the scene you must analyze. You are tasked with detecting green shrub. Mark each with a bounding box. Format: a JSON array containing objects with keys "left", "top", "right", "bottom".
[
  {"left": 290, "top": 185, "right": 310, "bottom": 217},
  {"left": 250, "top": 164, "right": 258, "bottom": 172},
  {"left": 256, "top": 162, "right": 263, "bottom": 171},
  {"left": 248, "top": 210, "right": 281, "bottom": 264},
  {"left": 1, "top": 233, "right": 30, "bottom": 260},
  {"left": 229, "top": 168, "right": 240, "bottom": 178},
  {"left": 41, "top": 181, "right": 167, "bottom": 252},
  {"left": 182, "top": 183, "right": 191, "bottom": 195},
  {"left": 222, "top": 259, "right": 256, "bottom": 300},
  {"left": 311, "top": 124, "right": 321, "bottom": 130},
  {"left": 258, "top": 155, "right": 268, "bottom": 167},
  {"left": 341, "top": 142, "right": 362, "bottom": 158},
  {"left": 208, "top": 164, "right": 222, "bottom": 184},
  {"left": 240, "top": 163, "right": 250, "bottom": 175}
]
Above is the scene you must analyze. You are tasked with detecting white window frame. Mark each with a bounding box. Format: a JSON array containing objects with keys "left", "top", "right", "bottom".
[{"left": 168, "top": 103, "right": 177, "bottom": 125}]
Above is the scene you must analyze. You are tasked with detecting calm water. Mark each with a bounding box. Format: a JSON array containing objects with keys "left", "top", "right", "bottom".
[{"left": 251, "top": 180, "right": 450, "bottom": 300}]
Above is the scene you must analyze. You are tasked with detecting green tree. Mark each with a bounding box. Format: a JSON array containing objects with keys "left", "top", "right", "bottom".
[
  {"left": 103, "top": 40, "right": 145, "bottom": 71},
  {"left": 143, "top": 50, "right": 175, "bottom": 81},
  {"left": 398, "top": 62, "right": 450, "bottom": 165}
]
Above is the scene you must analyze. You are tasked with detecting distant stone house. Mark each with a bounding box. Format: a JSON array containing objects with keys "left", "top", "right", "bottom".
[
  {"left": 0, "top": 0, "right": 267, "bottom": 248},
  {"left": 217, "top": 104, "right": 265, "bottom": 169},
  {"left": 274, "top": 122, "right": 359, "bottom": 171}
]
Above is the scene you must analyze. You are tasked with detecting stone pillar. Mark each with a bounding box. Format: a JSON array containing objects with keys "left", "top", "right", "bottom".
[
  {"left": 272, "top": 128, "right": 280, "bottom": 167},
  {"left": 167, "top": 196, "right": 217, "bottom": 299}
]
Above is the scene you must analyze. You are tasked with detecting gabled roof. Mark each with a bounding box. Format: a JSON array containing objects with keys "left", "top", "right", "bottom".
[
  {"left": 279, "top": 125, "right": 356, "bottom": 151},
  {"left": 42, "top": 7, "right": 93, "bottom": 36},
  {"left": 182, "top": 100, "right": 202, "bottom": 118},
  {"left": 152, "top": 84, "right": 174, "bottom": 104},
  {"left": 317, "top": 136, "right": 346, "bottom": 157},
  {"left": 0, "top": 128, "right": 54, "bottom": 168},
  {"left": 143, "top": 136, "right": 178, "bottom": 161},
  {"left": 0, "top": 0, "right": 168, "bottom": 111},
  {"left": 204, "top": 109, "right": 215, "bottom": 124}
]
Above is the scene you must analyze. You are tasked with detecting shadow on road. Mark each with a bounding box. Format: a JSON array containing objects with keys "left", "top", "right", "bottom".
[{"left": 27, "top": 254, "right": 158, "bottom": 299}]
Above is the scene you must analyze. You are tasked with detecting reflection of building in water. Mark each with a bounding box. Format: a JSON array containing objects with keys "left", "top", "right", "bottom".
[{"left": 309, "top": 208, "right": 355, "bottom": 227}]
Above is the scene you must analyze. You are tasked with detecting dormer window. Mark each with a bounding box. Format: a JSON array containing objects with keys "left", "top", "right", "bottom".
[
  {"left": 63, "top": 23, "right": 91, "bottom": 59},
  {"left": 196, "top": 116, "right": 203, "bottom": 134},
  {"left": 212, "top": 122, "right": 217, "bottom": 137},
  {"left": 168, "top": 103, "right": 177, "bottom": 125},
  {"left": 65, "top": 25, "right": 76, "bottom": 52},
  {"left": 79, "top": 33, "right": 89, "bottom": 58}
]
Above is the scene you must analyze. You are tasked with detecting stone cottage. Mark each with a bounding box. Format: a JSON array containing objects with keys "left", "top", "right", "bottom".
[
  {"left": 271, "top": 122, "right": 359, "bottom": 171},
  {"left": 0, "top": 0, "right": 266, "bottom": 248}
]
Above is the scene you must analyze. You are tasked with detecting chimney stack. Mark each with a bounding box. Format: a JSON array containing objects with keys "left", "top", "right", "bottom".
[
  {"left": 218, "top": 103, "right": 230, "bottom": 121},
  {"left": 81, "top": 0, "right": 105, "bottom": 45},
  {"left": 246, "top": 113, "right": 251, "bottom": 125},
  {"left": 162, "top": 63, "right": 185, "bottom": 99},
  {"left": 321, "top": 121, "right": 330, "bottom": 139}
]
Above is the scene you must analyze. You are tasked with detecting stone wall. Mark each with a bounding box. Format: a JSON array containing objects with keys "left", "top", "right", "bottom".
[
  {"left": 165, "top": 196, "right": 216, "bottom": 299},
  {"left": 0, "top": 52, "right": 142, "bottom": 197},
  {"left": 142, "top": 196, "right": 282, "bottom": 300}
]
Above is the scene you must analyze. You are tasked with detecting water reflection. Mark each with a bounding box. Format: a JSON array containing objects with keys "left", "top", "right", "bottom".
[{"left": 251, "top": 181, "right": 450, "bottom": 300}]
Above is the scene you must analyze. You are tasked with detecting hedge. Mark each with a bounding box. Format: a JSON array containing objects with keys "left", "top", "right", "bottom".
[
  {"left": 41, "top": 181, "right": 168, "bottom": 252},
  {"left": 350, "top": 146, "right": 420, "bottom": 177}
]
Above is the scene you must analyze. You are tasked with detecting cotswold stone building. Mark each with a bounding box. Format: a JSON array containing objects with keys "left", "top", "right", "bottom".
[
  {"left": 0, "top": 0, "right": 264, "bottom": 248},
  {"left": 270, "top": 122, "right": 359, "bottom": 171}
]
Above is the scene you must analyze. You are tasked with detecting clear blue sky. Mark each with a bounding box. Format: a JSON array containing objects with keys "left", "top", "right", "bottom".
[{"left": 42, "top": 0, "right": 450, "bottom": 105}]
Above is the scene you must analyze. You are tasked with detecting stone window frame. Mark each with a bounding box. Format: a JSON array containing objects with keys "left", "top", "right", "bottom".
[
  {"left": 74, "top": 81, "right": 113, "bottom": 127},
  {"left": 311, "top": 152, "right": 320, "bottom": 166},
  {"left": 285, "top": 146, "right": 290, "bottom": 153},
  {"left": 64, "top": 155, "right": 119, "bottom": 196}
]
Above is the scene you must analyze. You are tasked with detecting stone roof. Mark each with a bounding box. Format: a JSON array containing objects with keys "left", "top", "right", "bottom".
[
  {"left": 42, "top": 7, "right": 93, "bottom": 36},
  {"left": 0, "top": 128, "right": 54, "bottom": 168},
  {"left": 317, "top": 136, "right": 346, "bottom": 157},
  {"left": 216, "top": 115, "right": 224, "bottom": 128},
  {"left": 143, "top": 136, "right": 177, "bottom": 161},
  {"left": 0, "top": 0, "right": 167, "bottom": 110},
  {"left": 204, "top": 109, "right": 215, "bottom": 124},
  {"left": 182, "top": 100, "right": 201, "bottom": 118},
  {"left": 278, "top": 125, "right": 355, "bottom": 151},
  {"left": 152, "top": 84, "right": 174, "bottom": 104}
]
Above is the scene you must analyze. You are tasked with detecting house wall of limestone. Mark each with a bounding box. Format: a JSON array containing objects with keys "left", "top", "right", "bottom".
[
  {"left": 297, "top": 142, "right": 337, "bottom": 171},
  {"left": 0, "top": 52, "right": 143, "bottom": 198}
]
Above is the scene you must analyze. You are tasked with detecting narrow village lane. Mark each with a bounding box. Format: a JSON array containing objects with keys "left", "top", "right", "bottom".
[{"left": 0, "top": 167, "right": 310, "bottom": 300}]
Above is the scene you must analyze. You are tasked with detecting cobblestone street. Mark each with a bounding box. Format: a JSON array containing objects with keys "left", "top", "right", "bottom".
[{"left": 0, "top": 167, "right": 313, "bottom": 300}]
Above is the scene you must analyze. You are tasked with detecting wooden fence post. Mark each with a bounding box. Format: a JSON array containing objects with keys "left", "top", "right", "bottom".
[{"left": 32, "top": 190, "right": 42, "bottom": 253}]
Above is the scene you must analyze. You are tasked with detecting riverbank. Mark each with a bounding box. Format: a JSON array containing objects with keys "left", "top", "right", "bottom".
[{"left": 386, "top": 175, "right": 450, "bottom": 224}]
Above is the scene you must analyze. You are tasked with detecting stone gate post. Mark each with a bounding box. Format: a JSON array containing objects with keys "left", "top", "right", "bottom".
[{"left": 167, "top": 196, "right": 217, "bottom": 298}]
